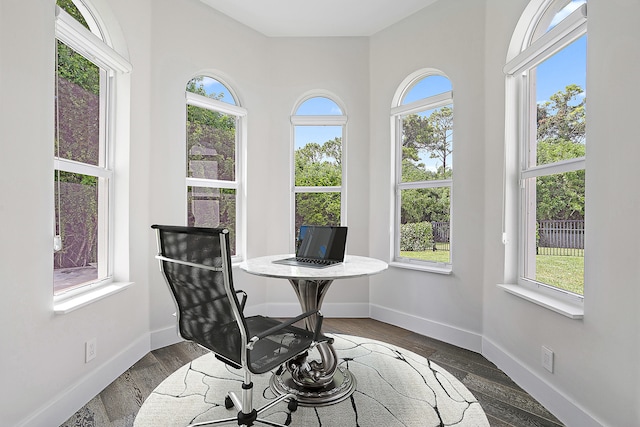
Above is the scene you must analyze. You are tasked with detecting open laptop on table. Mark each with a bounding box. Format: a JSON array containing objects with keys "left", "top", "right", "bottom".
[{"left": 272, "top": 225, "right": 348, "bottom": 268}]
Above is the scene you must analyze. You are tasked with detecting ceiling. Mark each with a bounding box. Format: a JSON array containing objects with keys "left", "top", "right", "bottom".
[{"left": 199, "top": 0, "right": 440, "bottom": 37}]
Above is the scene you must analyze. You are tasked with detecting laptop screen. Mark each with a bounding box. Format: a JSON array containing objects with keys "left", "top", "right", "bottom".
[{"left": 296, "top": 225, "right": 347, "bottom": 261}]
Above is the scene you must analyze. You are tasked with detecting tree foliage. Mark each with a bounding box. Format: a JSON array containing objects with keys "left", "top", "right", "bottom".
[
  {"left": 399, "top": 106, "right": 453, "bottom": 227},
  {"left": 536, "top": 84, "right": 586, "bottom": 220},
  {"left": 294, "top": 138, "right": 342, "bottom": 229}
]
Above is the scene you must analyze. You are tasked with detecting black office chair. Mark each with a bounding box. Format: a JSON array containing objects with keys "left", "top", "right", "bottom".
[{"left": 151, "top": 225, "right": 332, "bottom": 427}]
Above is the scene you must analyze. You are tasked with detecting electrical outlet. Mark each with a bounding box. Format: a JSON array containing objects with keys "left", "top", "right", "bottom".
[
  {"left": 86, "top": 338, "right": 97, "bottom": 363},
  {"left": 542, "top": 345, "right": 554, "bottom": 373}
]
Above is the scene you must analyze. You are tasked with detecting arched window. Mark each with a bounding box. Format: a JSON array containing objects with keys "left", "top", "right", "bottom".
[
  {"left": 504, "top": 0, "right": 587, "bottom": 301},
  {"left": 185, "top": 76, "right": 245, "bottom": 257},
  {"left": 291, "top": 94, "right": 346, "bottom": 246},
  {"left": 53, "top": 0, "right": 131, "bottom": 299},
  {"left": 391, "top": 71, "right": 453, "bottom": 271}
]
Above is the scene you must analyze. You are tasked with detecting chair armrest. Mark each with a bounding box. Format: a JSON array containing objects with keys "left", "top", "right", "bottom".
[{"left": 248, "top": 310, "right": 321, "bottom": 348}]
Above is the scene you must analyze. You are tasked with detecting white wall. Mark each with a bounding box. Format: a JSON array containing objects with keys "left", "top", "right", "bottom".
[
  {"left": 147, "top": 0, "right": 372, "bottom": 340},
  {"left": 482, "top": 0, "right": 640, "bottom": 426},
  {"left": 369, "top": 0, "right": 488, "bottom": 351},
  {"left": 0, "top": 0, "right": 152, "bottom": 426},
  {"left": 369, "top": 0, "right": 640, "bottom": 426},
  {"left": 2, "top": 0, "right": 638, "bottom": 426}
]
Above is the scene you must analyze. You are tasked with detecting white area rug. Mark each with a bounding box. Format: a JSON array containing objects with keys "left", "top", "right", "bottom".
[{"left": 135, "top": 334, "right": 489, "bottom": 427}]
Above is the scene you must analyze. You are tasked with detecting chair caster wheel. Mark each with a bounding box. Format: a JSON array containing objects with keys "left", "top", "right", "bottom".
[
  {"left": 287, "top": 399, "right": 298, "bottom": 412},
  {"left": 224, "top": 395, "right": 234, "bottom": 409}
]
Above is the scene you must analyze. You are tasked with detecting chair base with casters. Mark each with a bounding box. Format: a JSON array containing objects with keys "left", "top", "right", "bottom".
[
  {"left": 152, "top": 225, "right": 332, "bottom": 427},
  {"left": 188, "top": 375, "right": 299, "bottom": 427}
]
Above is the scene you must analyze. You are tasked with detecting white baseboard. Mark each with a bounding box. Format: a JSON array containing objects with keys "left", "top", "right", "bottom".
[
  {"left": 369, "top": 304, "right": 483, "bottom": 353},
  {"left": 150, "top": 324, "right": 182, "bottom": 351},
  {"left": 19, "top": 334, "right": 150, "bottom": 427},
  {"left": 482, "top": 337, "right": 603, "bottom": 427}
]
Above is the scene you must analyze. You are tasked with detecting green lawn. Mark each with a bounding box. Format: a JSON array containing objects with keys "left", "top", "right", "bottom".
[
  {"left": 400, "top": 249, "right": 584, "bottom": 295},
  {"left": 536, "top": 254, "right": 584, "bottom": 295}
]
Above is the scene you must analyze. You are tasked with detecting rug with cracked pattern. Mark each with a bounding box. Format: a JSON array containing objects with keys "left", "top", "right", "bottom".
[{"left": 134, "top": 334, "right": 489, "bottom": 427}]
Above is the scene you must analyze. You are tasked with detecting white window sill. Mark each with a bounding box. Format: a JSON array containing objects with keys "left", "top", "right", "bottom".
[
  {"left": 497, "top": 284, "right": 584, "bottom": 319},
  {"left": 390, "top": 260, "right": 452, "bottom": 275},
  {"left": 54, "top": 281, "right": 134, "bottom": 314}
]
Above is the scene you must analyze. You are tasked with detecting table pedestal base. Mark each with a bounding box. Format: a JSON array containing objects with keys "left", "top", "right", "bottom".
[{"left": 269, "top": 365, "right": 356, "bottom": 407}]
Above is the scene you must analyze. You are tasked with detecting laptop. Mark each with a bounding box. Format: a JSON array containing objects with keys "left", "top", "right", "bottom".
[{"left": 273, "top": 225, "right": 348, "bottom": 268}]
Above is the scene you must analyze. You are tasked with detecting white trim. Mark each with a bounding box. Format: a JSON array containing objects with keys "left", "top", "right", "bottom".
[
  {"left": 186, "top": 91, "right": 247, "bottom": 116},
  {"left": 497, "top": 284, "right": 583, "bottom": 319},
  {"left": 504, "top": 4, "right": 587, "bottom": 76},
  {"left": 291, "top": 89, "right": 347, "bottom": 116},
  {"left": 54, "top": 158, "right": 113, "bottom": 179},
  {"left": 391, "top": 91, "right": 453, "bottom": 116},
  {"left": 389, "top": 260, "right": 452, "bottom": 274},
  {"left": 370, "top": 304, "right": 482, "bottom": 353},
  {"left": 53, "top": 281, "right": 133, "bottom": 314},
  {"left": 398, "top": 179, "right": 452, "bottom": 190},
  {"left": 150, "top": 325, "right": 182, "bottom": 351},
  {"left": 55, "top": 6, "right": 131, "bottom": 74},
  {"left": 186, "top": 177, "right": 238, "bottom": 190},
  {"left": 15, "top": 334, "right": 148, "bottom": 427},
  {"left": 293, "top": 185, "right": 341, "bottom": 193},
  {"left": 482, "top": 336, "right": 604, "bottom": 427},
  {"left": 521, "top": 156, "right": 585, "bottom": 179},
  {"left": 290, "top": 115, "right": 347, "bottom": 125}
]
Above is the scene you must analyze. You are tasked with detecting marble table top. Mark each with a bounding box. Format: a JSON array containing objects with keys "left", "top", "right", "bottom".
[{"left": 239, "top": 254, "right": 388, "bottom": 280}]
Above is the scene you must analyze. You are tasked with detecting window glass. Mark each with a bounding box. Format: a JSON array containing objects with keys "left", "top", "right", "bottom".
[
  {"left": 56, "top": 41, "right": 101, "bottom": 166},
  {"left": 292, "top": 96, "right": 345, "bottom": 240},
  {"left": 295, "top": 97, "right": 342, "bottom": 115},
  {"left": 402, "top": 75, "right": 452, "bottom": 104},
  {"left": 545, "top": 0, "right": 586, "bottom": 33},
  {"left": 57, "top": 0, "right": 90, "bottom": 29},
  {"left": 532, "top": 36, "right": 586, "bottom": 167},
  {"left": 54, "top": 0, "right": 112, "bottom": 295},
  {"left": 510, "top": 0, "right": 587, "bottom": 296},
  {"left": 187, "top": 76, "right": 236, "bottom": 105},
  {"left": 187, "top": 107, "right": 236, "bottom": 181},
  {"left": 394, "top": 74, "right": 453, "bottom": 266},
  {"left": 186, "top": 76, "right": 242, "bottom": 256}
]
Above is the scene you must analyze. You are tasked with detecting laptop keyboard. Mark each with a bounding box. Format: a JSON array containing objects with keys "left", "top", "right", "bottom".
[{"left": 296, "top": 258, "right": 340, "bottom": 266}]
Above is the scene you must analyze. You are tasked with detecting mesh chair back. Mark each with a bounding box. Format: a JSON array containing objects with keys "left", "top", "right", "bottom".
[{"left": 153, "top": 225, "right": 246, "bottom": 366}]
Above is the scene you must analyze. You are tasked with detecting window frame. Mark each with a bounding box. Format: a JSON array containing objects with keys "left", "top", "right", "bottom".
[
  {"left": 53, "top": 4, "right": 132, "bottom": 311},
  {"left": 390, "top": 70, "right": 454, "bottom": 274},
  {"left": 501, "top": 0, "right": 587, "bottom": 313},
  {"left": 185, "top": 84, "right": 247, "bottom": 262},
  {"left": 290, "top": 94, "right": 347, "bottom": 251}
]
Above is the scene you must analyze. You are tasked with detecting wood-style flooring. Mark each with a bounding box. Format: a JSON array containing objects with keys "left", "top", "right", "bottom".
[{"left": 60, "top": 318, "right": 564, "bottom": 427}]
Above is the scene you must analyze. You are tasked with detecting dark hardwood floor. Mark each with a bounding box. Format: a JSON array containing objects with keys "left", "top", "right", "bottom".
[{"left": 60, "top": 318, "right": 563, "bottom": 427}]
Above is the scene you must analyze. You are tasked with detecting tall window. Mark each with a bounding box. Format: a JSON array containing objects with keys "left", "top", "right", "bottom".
[
  {"left": 392, "top": 72, "right": 453, "bottom": 270},
  {"left": 54, "top": 0, "right": 131, "bottom": 296},
  {"left": 291, "top": 95, "right": 346, "bottom": 244},
  {"left": 186, "top": 76, "right": 245, "bottom": 258},
  {"left": 505, "top": 0, "right": 587, "bottom": 297}
]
